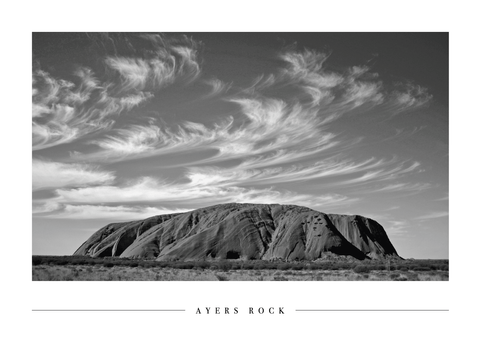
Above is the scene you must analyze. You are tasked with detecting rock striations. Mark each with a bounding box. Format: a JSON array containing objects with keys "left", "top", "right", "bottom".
[{"left": 73, "top": 203, "right": 400, "bottom": 261}]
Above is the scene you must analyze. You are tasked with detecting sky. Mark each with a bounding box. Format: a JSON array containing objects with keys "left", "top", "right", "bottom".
[{"left": 32, "top": 32, "right": 448, "bottom": 259}]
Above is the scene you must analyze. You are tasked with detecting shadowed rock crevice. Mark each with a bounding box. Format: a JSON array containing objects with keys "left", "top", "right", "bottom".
[
  {"left": 74, "top": 203, "right": 400, "bottom": 261},
  {"left": 226, "top": 250, "right": 241, "bottom": 259}
]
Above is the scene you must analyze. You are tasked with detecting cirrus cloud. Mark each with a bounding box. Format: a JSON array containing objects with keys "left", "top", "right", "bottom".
[
  {"left": 46, "top": 204, "right": 190, "bottom": 220},
  {"left": 32, "top": 34, "right": 202, "bottom": 151},
  {"left": 33, "top": 159, "right": 115, "bottom": 190}
]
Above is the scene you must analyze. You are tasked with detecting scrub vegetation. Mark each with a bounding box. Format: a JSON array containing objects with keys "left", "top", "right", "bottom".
[{"left": 32, "top": 255, "right": 448, "bottom": 281}]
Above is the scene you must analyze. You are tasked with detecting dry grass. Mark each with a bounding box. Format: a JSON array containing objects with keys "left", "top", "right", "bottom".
[{"left": 32, "top": 265, "right": 449, "bottom": 281}]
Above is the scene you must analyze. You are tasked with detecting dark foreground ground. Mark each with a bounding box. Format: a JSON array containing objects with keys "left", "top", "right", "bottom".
[{"left": 32, "top": 255, "right": 448, "bottom": 281}]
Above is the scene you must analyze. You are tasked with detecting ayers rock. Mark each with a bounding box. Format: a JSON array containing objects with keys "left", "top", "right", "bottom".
[{"left": 74, "top": 203, "right": 400, "bottom": 261}]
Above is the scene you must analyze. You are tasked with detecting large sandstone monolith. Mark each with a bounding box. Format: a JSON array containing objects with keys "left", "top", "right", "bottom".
[{"left": 74, "top": 203, "right": 400, "bottom": 261}]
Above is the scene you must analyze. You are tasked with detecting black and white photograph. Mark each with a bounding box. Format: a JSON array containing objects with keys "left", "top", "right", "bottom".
[
  {"left": 3, "top": 2, "right": 479, "bottom": 342},
  {"left": 32, "top": 32, "right": 448, "bottom": 281}
]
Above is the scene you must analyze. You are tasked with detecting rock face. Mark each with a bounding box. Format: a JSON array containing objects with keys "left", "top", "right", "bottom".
[{"left": 73, "top": 203, "right": 400, "bottom": 261}]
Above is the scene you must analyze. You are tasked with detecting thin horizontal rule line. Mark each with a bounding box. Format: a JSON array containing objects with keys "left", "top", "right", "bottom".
[
  {"left": 296, "top": 309, "right": 449, "bottom": 312},
  {"left": 32, "top": 309, "right": 185, "bottom": 312}
]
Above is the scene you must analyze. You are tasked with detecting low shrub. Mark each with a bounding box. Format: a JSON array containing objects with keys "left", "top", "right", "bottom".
[
  {"left": 177, "top": 263, "right": 195, "bottom": 269},
  {"left": 196, "top": 261, "right": 210, "bottom": 269},
  {"left": 353, "top": 265, "right": 370, "bottom": 273},
  {"left": 230, "top": 263, "right": 242, "bottom": 270},
  {"left": 215, "top": 274, "right": 228, "bottom": 281},
  {"left": 242, "top": 264, "right": 255, "bottom": 270},
  {"left": 219, "top": 262, "right": 232, "bottom": 271},
  {"left": 336, "top": 263, "right": 352, "bottom": 270},
  {"left": 389, "top": 273, "right": 400, "bottom": 280},
  {"left": 277, "top": 263, "right": 291, "bottom": 270},
  {"left": 32, "top": 257, "right": 43, "bottom": 266}
]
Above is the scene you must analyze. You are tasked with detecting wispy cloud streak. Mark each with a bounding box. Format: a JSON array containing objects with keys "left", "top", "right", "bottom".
[
  {"left": 33, "top": 159, "right": 115, "bottom": 190},
  {"left": 32, "top": 69, "right": 152, "bottom": 150},
  {"left": 71, "top": 47, "right": 432, "bottom": 167},
  {"left": 33, "top": 40, "right": 436, "bottom": 223},
  {"left": 45, "top": 176, "right": 357, "bottom": 214},
  {"left": 414, "top": 211, "right": 449, "bottom": 220},
  {"left": 32, "top": 34, "right": 202, "bottom": 151},
  {"left": 384, "top": 220, "right": 410, "bottom": 236},
  {"left": 44, "top": 204, "right": 190, "bottom": 220},
  {"left": 369, "top": 182, "right": 432, "bottom": 193}
]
